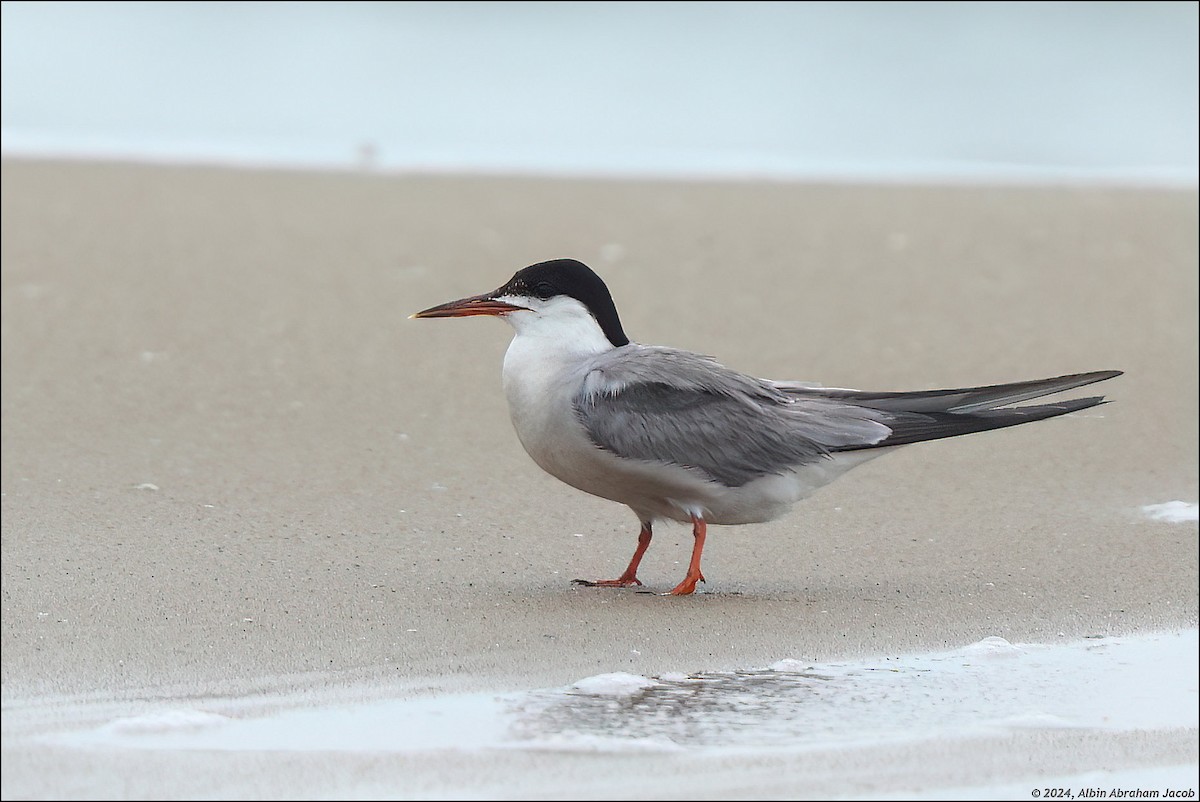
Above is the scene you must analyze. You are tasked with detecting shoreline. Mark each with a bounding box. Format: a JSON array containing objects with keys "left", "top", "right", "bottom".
[{"left": 3, "top": 149, "right": 1197, "bottom": 190}]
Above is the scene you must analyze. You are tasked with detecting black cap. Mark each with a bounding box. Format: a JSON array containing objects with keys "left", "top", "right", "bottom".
[{"left": 497, "top": 259, "right": 630, "bottom": 348}]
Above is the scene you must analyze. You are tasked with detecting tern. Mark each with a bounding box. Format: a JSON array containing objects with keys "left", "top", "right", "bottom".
[{"left": 412, "top": 259, "right": 1120, "bottom": 595}]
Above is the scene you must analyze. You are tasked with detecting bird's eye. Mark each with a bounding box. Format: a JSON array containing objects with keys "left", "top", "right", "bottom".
[{"left": 532, "top": 281, "right": 556, "bottom": 299}]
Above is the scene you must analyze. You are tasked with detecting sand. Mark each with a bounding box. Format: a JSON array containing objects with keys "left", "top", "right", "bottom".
[{"left": 1, "top": 158, "right": 1197, "bottom": 798}]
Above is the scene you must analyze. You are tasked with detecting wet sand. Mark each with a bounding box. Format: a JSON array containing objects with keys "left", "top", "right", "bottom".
[{"left": 2, "top": 159, "right": 1196, "bottom": 798}]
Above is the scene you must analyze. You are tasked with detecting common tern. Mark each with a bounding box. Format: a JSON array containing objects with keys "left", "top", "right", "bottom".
[{"left": 412, "top": 259, "right": 1120, "bottom": 595}]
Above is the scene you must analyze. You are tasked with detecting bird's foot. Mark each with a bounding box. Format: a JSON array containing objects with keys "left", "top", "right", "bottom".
[
  {"left": 663, "top": 571, "right": 706, "bottom": 596},
  {"left": 572, "top": 576, "right": 643, "bottom": 588}
]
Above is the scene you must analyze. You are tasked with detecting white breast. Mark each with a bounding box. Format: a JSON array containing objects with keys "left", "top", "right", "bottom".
[
  {"left": 499, "top": 296, "right": 622, "bottom": 494},
  {"left": 497, "top": 297, "right": 701, "bottom": 521}
]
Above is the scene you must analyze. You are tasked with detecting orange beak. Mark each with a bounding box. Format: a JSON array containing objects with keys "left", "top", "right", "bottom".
[{"left": 409, "top": 292, "right": 529, "bottom": 319}]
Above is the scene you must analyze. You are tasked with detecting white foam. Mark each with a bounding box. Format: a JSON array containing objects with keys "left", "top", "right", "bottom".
[
  {"left": 568, "top": 672, "right": 662, "bottom": 697},
  {"left": 99, "top": 709, "right": 230, "bottom": 736},
  {"left": 987, "top": 712, "right": 1087, "bottom": 730},
  {"left": 1142, "top": 501, "right": 1200, "bottom": 523},
  {"left": 768, "top": 658, "right": 814, "bottom": 672},
  {"left": 56, "top": 693, "right": 510, "bottom": 753},
  {"left": 959, "top": 635, "right": 1026, "bottom": 658},
  {"left": 509, "top": 733, "right": 685, "bottom": 754}
]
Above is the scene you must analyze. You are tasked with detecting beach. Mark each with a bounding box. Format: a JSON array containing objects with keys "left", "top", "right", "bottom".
[{"left": 1, "top": 158, "right": 1197, "bottom": 798}]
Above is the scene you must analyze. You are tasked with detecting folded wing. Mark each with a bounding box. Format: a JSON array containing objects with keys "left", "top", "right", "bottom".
[
  {"left": 576, "top": 349, "right": 1120, "bottom": 486},
  {"left": 575, "top": 347, "right": 892, "bottom": 487}
]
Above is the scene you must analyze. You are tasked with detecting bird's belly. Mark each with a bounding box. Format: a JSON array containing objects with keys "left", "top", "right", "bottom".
[{"left": 702, "top": 449, "right": 887, "bottom": 524}]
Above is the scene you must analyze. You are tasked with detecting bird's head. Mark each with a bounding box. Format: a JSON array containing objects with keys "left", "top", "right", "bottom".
[{"left": 411, "top": 258, "right": 630, "bottom": 348}]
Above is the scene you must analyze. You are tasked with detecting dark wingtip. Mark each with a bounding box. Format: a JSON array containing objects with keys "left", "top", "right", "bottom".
[
  {"left": 1049, "top": 395, "right": 1109, "bottom": 411},
  {"left": 1057, "top": 369, "right": 1123, "bottom": 386}
]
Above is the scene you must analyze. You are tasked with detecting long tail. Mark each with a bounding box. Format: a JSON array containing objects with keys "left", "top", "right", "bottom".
[{"left": 780, "top": 370, "right": 1122, "bottom": 450}]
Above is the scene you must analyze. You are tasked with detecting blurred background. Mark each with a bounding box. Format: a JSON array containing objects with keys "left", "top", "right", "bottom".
[{"left": 2, "top": 0, "right": 1198, "bottom": 183}]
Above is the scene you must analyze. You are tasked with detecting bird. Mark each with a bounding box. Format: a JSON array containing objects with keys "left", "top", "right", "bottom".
[{"left": 411, "top": 258, "right": 1121, "bottom": 596}]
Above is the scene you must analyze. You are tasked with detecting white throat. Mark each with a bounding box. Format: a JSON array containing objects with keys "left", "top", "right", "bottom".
[
  {"left": 497, "top": 294, "right": 617, "bottom": 359},
  {"left": 497, "top": 294, "right": 618, "bottom": 449}
]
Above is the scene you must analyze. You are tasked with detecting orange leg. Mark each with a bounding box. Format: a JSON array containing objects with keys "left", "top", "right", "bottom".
[
  {"left": 573, "top": 523, "right": 653, "bottom": 588},
  {"left": 666, "top": 515, "right": 707, "bottom": 596}
]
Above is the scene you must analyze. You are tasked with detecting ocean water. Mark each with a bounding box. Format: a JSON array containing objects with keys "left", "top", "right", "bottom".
[
  {"left": 32, "top": 631, "right": 1199, "bottom": 797},
  {"left": 2, "top": 1, "right": 1197, "bottom": 184}
]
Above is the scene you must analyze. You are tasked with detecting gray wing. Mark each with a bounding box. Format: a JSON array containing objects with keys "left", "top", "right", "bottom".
[{"left": 574, "top": 347, "right": 892, "bottom": 487}]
